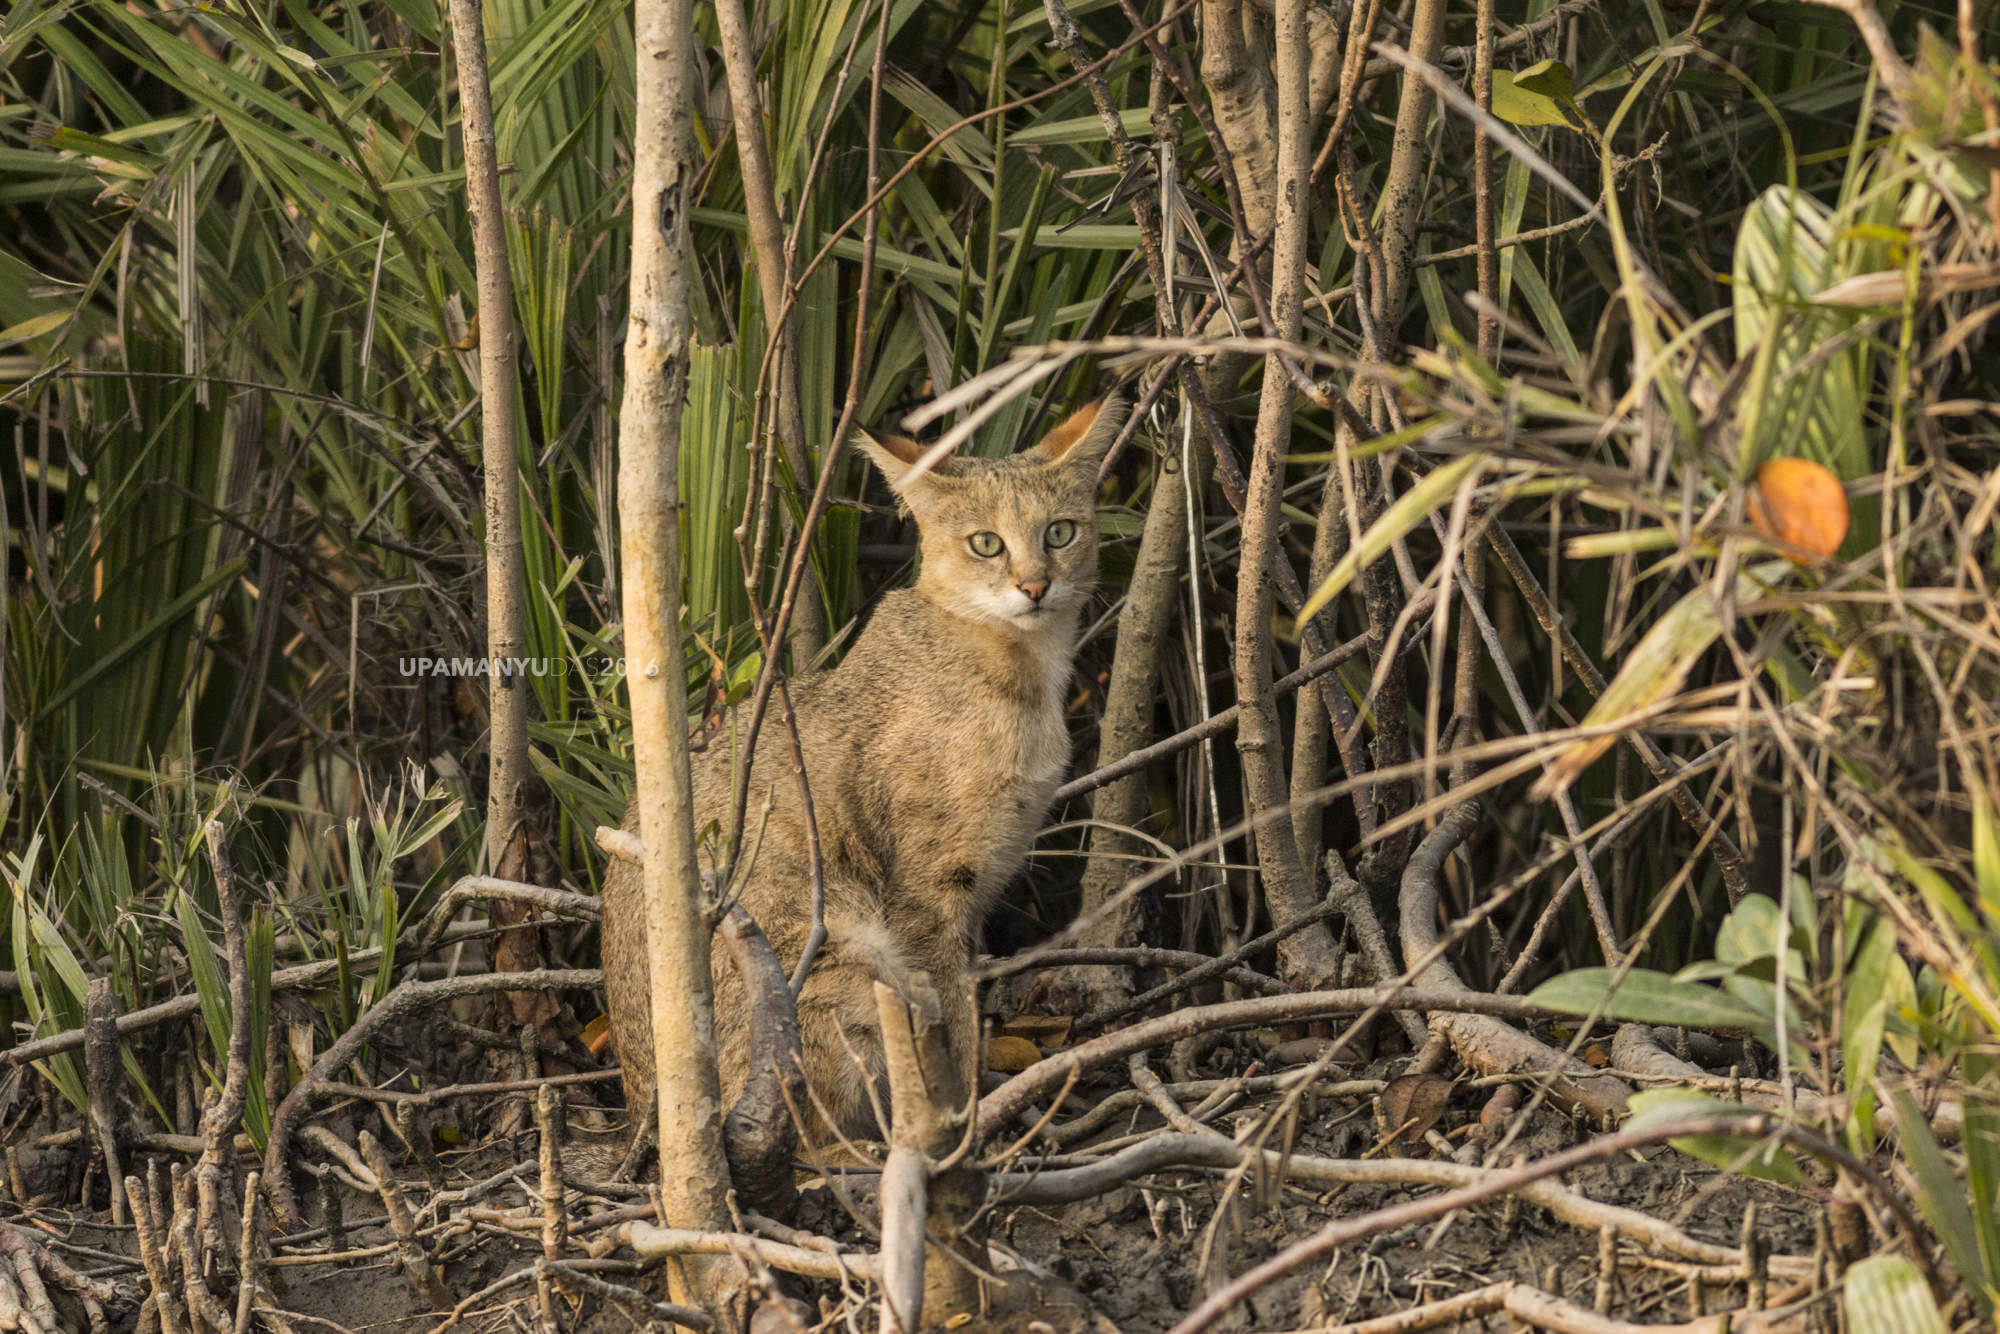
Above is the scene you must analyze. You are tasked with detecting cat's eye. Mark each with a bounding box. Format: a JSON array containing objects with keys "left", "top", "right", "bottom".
[
  {"left": 1044, "top": 519, "right": 1078, "bottom": 549},
  {"left": 968, "top": 531, "right": 1004, "bottom": 558}
]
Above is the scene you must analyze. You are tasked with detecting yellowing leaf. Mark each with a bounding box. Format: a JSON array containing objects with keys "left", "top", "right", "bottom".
[
  {"left": 1844, "top": 1255, "right": 1948, "bottom": 1334},
  {"left": 0, "top": 310, "right": 70, "bottom": 347},
  {"left": 1381, "top": 1072, "right": 1453, "bottom": 1146},
  {"left": 1529, "top": 571, "right": 1759, "bottom": 802},
  {"left": 1299, "top": 452, "right": 1486, "bottom": 623},
  {"left": 1002, "top": 1013, "right": 1074, "bottom": 1049}
]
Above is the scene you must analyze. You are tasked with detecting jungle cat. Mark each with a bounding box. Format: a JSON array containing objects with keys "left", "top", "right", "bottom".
[{"left": 601, "top": 397, "right": 1125, "bottom": 1141}]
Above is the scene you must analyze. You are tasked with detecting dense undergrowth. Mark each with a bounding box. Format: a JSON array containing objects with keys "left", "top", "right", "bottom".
[{"left": 2, "top": 0, "right": 1999, "bottom": 1326}]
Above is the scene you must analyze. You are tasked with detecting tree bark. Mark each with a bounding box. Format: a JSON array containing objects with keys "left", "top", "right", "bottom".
[
  {"left": 1373, "top": 0, "right": 1447, "bottom": 325},
  {"left": 875, "top": 980, "right": 982, "bottom": 1332},
  {"left": 621, "top": 0, "right": 739, "bottom": 1312},
  {"left": 1197, "top": 0, "right": 1276, "bottom": 236}
]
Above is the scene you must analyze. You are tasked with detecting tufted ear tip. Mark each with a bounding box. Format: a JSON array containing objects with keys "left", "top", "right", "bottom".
[
  {"left": 1030, "top": 396, "right": 1127, "bottom": 472},
  {"left": 853, "top": 427, "right": 927, "bottom": 469},
  {"left": 852, "top": 426, "right": 960, "bottom": 514}
]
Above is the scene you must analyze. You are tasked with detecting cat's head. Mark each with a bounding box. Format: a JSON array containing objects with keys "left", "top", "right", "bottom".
[{"left": 856, "top": 398, "right": 1125, "bottom": 633}]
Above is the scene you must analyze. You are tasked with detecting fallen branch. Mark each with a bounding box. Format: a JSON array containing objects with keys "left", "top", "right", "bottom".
[
  {"left": 617, "top": 1223, "right": 880, "bottom": 1283},
  {"left": 1045, "top": 1074, "right": 1385, "bottom": 1147},
  {"left": 719, "top": 906, "right": 806, "bottom": 1220},
  {"left": 982, "top": 944, "right": 1292, "bottom": 1000},
  {"left": 358, "top": 1131, "right": 450, "bottom": 1309},
  {"left": 976, "top": 985, "right": 1613, "bottom": 1139},
  {"left": 985, "top": 1131, "right": 1812, "bottom": 1279},
  {"left": 1611, "top": 1024, "right": 1964, "bottom": 1143},
  {"left": 408, "top": 876, "right": 600, "bottom": 958},
  {"left": 196, "top": 821, "right": 254, "bottom": 1259},
  {"left": 1300, "top": 1277, "right": 1818, "bottom": 1333},
  {"left": 1164, "top": 1112, "right": 1931, "bottom": 1334},
  {"left": 311, "top": 1068, "right": 621, "bottom": 1109},
  {"left": 263, "top": 969, "right": 602, "bottom": 1226},
  {"left": 874, "top": 979, "right": 982, "bottom": 1331}
]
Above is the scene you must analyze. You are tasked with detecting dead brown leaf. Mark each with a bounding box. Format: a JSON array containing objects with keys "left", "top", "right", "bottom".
[{"left": 1381, "top": 1072, "right": 1453, "bottom": 1146}]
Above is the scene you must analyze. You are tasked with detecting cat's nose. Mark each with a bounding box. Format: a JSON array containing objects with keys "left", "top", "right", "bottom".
[{"left": 1018, "top": 578, "right": 1050, "bottom": 603}]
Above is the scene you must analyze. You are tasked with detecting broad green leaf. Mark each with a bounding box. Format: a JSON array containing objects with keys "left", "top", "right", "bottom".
[
  {"left": 1964, "top": 1053, "right": 2000, "bottom": 1311},
  {"left": 883, "top": 71, "right": 994, "bottom": 176},
  {"left": 1843, "top": 1255, "right": 1948, "bottom": 1334},
  {"left": 1627, "top": 1089, "right": 1803, "bottom": 1182},
  {"left": 1884, "top": 949, "right": 1922, "bottom": 1071},
  {"left": 1514, "top": 59, "right": 1575, "bottom": 103},
  {"left": 1733, "top": 187, "right": 1871, "bottom": 485},
  {"left": 1529, "top": 572, "right": 1741, "bottom": 800},
  {"left": 1843, "top": 909, "right": 1895, "bottom": 1146},
  {"left": 1493, "top": 69, "right": 1575, "bottom": 128},
  {"left": 1715, "top": 893, "right": 1806, "bottom": 979},
  {"left": 175, "top": 886, "right": 231, "bottom": 1088},
  {"left": 10, "top": 850, "right": 87, "bottom": 1112},
  {"left": 1000, "top": 224, "right": 1142, "bottom": 251},
  {"left": 244, "top": 911, "right": 275, "bottom": 1149},
  {"left": 1892, "top": 1089, "right": 1985, "bottom": 1299},
  {"left": 1564, "top": 528, "right": 1682, "bottom": 561},
  {"left": 1510, "top": 250, "right": 1581, "bottom": 363},
  {"left": 1542, "top": 561, "right": 1811, "bottom": 802},
  {"left": 1527, "top": 968, "right": 1770, "bottom": 1030}
]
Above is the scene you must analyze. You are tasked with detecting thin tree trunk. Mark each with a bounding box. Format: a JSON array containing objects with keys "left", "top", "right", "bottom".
[
  {"left": 1045, "top": 0, "right": 1240, "bottom": 999},
  {"left": 1472, "top": 0, "right": 1499, "bottom": 365},
  {"left": 451, "top": 0, "right": 563, "bottom": 1046},
  {"left": 1348, "top": 0, "right": 1447, "bottom": 895},
  {"left": 622, "top": 0, "right": 738, "bottom": 1312},
  {"left": 1288, "top": 471, "right": 1347, "bottom": 878},
  {"left": 1233, "top": 0, "right": 1336, "bottom": 990},
  {"left": 1197, "top": 0, "right": 1275, "bottom": 236},
  {"left": 1067, "top": 456, "right": 1188, "bottom": 998},
  {"left": 447, "top": 0, "right": 528, "bottom": 870},
  {"left": 1373, "top": 0, "right": 1447, "bottom": 325},
  {"left": 713, "top": 0, "right": 826, "bottom": 667}
]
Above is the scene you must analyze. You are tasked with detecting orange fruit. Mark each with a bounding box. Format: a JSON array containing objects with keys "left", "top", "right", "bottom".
[{"left": 1748, "top": 457, "right": 1849, "bottom": 561}]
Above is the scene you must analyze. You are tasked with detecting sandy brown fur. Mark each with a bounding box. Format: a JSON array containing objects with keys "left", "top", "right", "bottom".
[{"left": 601, "top": 399, "right": 1125, "bottom": 1140}]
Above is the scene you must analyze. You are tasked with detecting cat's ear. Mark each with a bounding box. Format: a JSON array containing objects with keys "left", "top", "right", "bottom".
[
  {"left": 852, "top": 427, "right": 953, "bottom": 507},
  {"left": 1029, "top": 396, "right": 1127, "bottom": 477}
]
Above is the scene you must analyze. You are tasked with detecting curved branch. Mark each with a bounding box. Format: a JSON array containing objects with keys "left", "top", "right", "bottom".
[{"left": 1399, "top": 806, "right": 1634, "bottom": 1125}]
